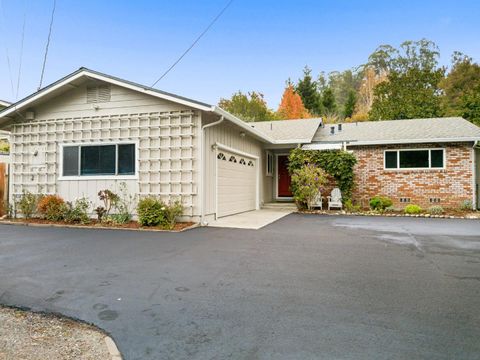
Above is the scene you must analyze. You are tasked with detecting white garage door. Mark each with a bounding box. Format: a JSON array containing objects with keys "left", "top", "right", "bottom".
[{"left": 217, "top": 150, "right": 257, "bottom": 217}]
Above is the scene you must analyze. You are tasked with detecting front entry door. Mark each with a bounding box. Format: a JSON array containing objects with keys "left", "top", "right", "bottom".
[{"left": 277, "top": 155, "right": 292, "bottom": 197}]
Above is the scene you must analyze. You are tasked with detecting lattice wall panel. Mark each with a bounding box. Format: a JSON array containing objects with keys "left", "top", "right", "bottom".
[{"left": 11, "top": 110, "right": 198, "bottom": 215}]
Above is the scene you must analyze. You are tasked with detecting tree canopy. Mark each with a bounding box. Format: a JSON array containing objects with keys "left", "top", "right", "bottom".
[
  {"left": 277, "top": 84, "right": 311, "bottom": 119},
  {"left": 218, "top": 91, "right": 276, "bottom": 122}
]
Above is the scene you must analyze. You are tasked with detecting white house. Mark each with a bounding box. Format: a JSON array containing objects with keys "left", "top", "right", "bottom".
[{"left": 0, "top": 68, "right": 315, "bottom": 223}]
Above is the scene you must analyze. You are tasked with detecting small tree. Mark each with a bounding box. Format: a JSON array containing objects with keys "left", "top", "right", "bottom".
[
  {"left": 291, "top": 164, "right": 327, "bottom": 210},
  {"left": 343, "top": 90, "right": 357, "bottom": 118},
  {"left": 277, "top": 83, "right": 311, "bottom": 119}
]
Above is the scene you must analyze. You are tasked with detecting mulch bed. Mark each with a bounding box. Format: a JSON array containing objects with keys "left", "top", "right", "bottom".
[
  {"left": 301, "top": 209, "right": 480, "bottom": 219},
  {"left": 0, "top": 218, "right": 196, "bottom": 232}
]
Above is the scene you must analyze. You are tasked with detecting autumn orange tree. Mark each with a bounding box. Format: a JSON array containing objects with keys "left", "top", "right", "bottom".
[{"left": 277, "top": 83, "right": 311, "bottom": 119}]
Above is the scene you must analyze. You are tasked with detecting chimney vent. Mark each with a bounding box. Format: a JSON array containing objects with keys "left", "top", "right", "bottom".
[
  {"left": 330, "top": 126, "right": 335, "bottom": 135},
  {"left": 338, "top": 123, "right": 342, "bottom": 131}
]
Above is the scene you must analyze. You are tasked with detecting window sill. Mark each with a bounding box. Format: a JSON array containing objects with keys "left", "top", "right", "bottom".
[{"left": 58, "top": 175, "right": 138, "bottom": 181}]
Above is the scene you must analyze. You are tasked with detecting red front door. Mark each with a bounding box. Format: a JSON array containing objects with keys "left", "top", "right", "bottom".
[{"left": 277, "top": 155, "right": 292, "bottom": 197}]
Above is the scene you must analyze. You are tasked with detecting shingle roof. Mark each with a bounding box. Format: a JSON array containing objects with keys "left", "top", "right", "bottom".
[
  {"left": 312, "top": 117, "right": 480, "bottom": 145},
  {"left": 250, "top": 118, "right": 322, "bottom": 143}
]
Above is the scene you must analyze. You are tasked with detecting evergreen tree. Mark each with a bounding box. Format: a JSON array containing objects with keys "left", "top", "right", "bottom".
[
  {"left": 344, "top": 90, "right": 356, "bottom": 118},
  {"left": 321, "top": 88, "right": 337, "bottom": 114},
  {"left": 296, "top": 66, "right": 321, "bottom": 115}
]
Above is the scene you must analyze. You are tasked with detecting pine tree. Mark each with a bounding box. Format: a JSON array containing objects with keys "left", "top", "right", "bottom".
[{"left": 296, "top": 66, "right": 321, "bottom": 115}]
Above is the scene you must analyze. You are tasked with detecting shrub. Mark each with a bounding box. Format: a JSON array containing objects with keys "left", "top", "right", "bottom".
[
  {"left": 288, "top": 148, "right": 357, "bottom": 200},
  {"left": 98, "top": 190, "right": 119, "bottom": 218},
  {"left": 369, "top": 195, "right": 393, "bottom": 211},
  {"left": 290, "top": 164, "right": 327, "bottom": 210},
  {"left": 137, "top": 197, "right": 165, "bottom": 226},
  {"left": 344, "top": 199, "right": 361, "bottom": 212},
  {"left": 428, "top": 205, "right": 444, "bottom": 215},
  {"left": 17, "top": 190, "right": 39, "bottom": 219},
  {"left": 459, "top": 200, "right": 473, "bottom": 211},
  {"left": 64, "top": 198, "right": 90, "bottom": 224},
  {"left": 137, "top": 197, "right": 183, "bottom": 229},
  {"left": 384, "top": 206, "right": 398, "bottom": 213},
  {"left": 37, "top": 195, "right": 66, "bottom": 221},
  {"left": 162, "top": 200, "right": 183, "bottom": 230},
  {"left": 112, "top": 182, "right": 136, "bottom": 224},
  {"left": 404, "top": 204, "right": 423, "bottom": 214}
]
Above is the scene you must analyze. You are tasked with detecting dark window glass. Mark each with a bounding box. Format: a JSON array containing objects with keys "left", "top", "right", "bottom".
[
  {"left": 385, "top": 151, "right": 398, "bottom": 169},
  {"left": 399, "top": 150, "right": 429, "bottom": 168},
  {"left": 118, "top": 144, "right": 135, "bottom": 174},
  {"left": 430, "top": 149, "right": 444, "bottom": 168},
  {"left": 63, "top": 146, "right": 79, "bottom": 176},
  {"left": 80, "top": 145, "right": 115, "bottom": 175}
]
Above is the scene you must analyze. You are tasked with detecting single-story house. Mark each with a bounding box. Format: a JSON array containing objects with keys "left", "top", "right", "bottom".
[{"left": 0, "top": 68, "right": 478, "bottom": 224}]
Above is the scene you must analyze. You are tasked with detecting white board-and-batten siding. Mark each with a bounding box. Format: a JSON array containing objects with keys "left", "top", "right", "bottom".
[
  {"left": 202, "top": 114, "right": 264, "bottom": 219},
  {"left": 9, "top": 82, "right": 200, "bottom": 217}
]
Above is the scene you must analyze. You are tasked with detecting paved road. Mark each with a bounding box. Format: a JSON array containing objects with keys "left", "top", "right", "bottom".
[{"left": 1, "top": 214, "right": 479, "bottom": 360}]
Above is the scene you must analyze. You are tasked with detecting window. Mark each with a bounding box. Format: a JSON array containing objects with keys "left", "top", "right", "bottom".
[
  {"left": 266, "top": 151, "right": 273, "bottom": 176},
  {"left": 385, "top": 149, "right": 444, "bottom": 169},
  {"left": 217, "top": 152, "right": 226, "bottom": 160},
  {"left": 62, "top": 143, "right": 135, "bottom": 177},
  {"left": 239, "top": 158, "right": 246, "bottom": 165},
  {"left": 229, "top": 156, "right": 237, "bottom": 163}
]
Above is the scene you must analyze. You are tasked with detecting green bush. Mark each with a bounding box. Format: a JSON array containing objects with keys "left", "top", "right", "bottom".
[
  {"left": 459, "top": 200, "right": 473, "bottom": 211},
  {"left": 37, "top": 195, "right": 66, "bottom": 221},
  {"left": 137, "top": 197, "right": 165, "bottom": 226},
  {"left": 427, "top": 205, "right": 444, "bottom": 215},
  {"left": 404, "top": 204, "right": 423, "bottom": 214},
  {"left": 163, "top": 200, "right": 183, "bottom": 230},
  {"left": 290, "top": 164, "right": 327, "bottom": 210},
  {"left": 137, "top": 197, "right": 183, "bottom": 229},
  {"left": 369, "top": 195, "right": 393, "bottom": 211},
  {"left": 64, "top": 198, "right": 90, "bottom": 224},
  {"left": 17, "top": 190, "right": 39, "bottom": 219},
  {"left": 288, "top": 148, "right": 357, "bottom": 199},
  {"left": 111, "top": 182, "right": 136, "bottom": 224},
  {"left": 344, "top": 199, "right": 361, "bottom": 212}
]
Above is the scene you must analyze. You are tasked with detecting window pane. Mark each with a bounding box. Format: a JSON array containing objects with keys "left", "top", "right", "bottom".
[
  {"left": 118, "top": 144, "right": 135, "bottom": 174},
  {"left": 399, "top": 150, "right": 429, "bottom": 168},
  {"left": 385, "top": 151, "right": 397, "bottom": 168},
  {"left": 431, "top": 149, "right": 444, "bottom": 168},
  {"left": 81, "top": 145, "right": 115, "bottom": 175},
  {"left": 63, "top": 146, "right": 79, "bottom": 176}
]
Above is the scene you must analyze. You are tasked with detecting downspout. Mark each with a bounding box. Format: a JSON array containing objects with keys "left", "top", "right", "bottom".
[
  {"left": 472, "top": 140, "right": 479, "bottom": 210},
  {"left": 199, "top": 115, "right": 224, "bottom": 226}
]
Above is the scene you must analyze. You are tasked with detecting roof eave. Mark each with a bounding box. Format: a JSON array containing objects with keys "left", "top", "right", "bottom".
[{"left": 344, "top": 137, "right": 480, "bottom": 146}]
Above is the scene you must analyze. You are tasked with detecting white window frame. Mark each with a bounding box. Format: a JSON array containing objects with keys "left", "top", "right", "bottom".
[
  {"left": 383, "top": 148, "right": 445, "bottom": 170},
  {"left": 59, "top": 141, "right": 139, "bottom": 180},
  {"left": 266, "top": 151, "right": 274, "bottom": 177}
]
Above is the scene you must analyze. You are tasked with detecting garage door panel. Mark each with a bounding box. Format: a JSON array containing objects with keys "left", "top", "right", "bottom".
[{"left": 217, "top": 150, "right": 257, "bottom": 218}]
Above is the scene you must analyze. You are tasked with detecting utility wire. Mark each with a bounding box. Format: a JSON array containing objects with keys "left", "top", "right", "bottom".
[
  {"left": 16, "top": 2, "right": 27, "bottom": 100},
  {"left": 151, "top": 0, "right": 233, "bottom": 87},
  {"left": 38, "top": 0, "right": 56, "bottom": 91}
]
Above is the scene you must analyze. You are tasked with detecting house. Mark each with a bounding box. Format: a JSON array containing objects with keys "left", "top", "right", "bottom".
[
  {"left": 0, "top": 100, "right": 11, "bottom": 110},
  {"left": 0, "top": 68, "right": 478, "bottom": 225}
]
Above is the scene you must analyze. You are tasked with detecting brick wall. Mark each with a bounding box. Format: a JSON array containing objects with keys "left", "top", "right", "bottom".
[{"left": 349, "top": 142, "right": 475, "bottom": 209}]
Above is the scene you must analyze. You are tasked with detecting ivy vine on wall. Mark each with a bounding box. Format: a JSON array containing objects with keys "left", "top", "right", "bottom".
[{"left": 288, "top": 148, "right": 357, "bottom": 199}]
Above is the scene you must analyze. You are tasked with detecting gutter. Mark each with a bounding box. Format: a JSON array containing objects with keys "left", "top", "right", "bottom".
[{"left": 199, "top": 115, "right": 225, "bottom": 226}]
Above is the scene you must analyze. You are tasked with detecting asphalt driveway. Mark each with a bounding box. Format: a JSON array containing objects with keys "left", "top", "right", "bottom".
[{"left": 1, "top": 214, "right": 479, "bottom": 359}]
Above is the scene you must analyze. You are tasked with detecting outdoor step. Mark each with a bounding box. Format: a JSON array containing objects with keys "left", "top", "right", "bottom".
[{"left": 262, "top": 203, "right": 297, "bottom": 210}]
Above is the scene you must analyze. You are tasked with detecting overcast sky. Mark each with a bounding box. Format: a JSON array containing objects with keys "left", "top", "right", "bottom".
[{"left": 0, "top": 0, "right": 479, "bottom": 108}]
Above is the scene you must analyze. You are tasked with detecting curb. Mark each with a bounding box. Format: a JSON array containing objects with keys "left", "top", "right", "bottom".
[
  {"left": 0, "top": 220, "right": 199, "bottom": 233},
  {"left": 104, "top": 336, "right": 122, "bottom": 360}
]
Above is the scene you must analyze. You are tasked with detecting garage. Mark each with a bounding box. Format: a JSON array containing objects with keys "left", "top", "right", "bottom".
[{"left": 216, "top": 150, "right": 258, "bottom": 217}]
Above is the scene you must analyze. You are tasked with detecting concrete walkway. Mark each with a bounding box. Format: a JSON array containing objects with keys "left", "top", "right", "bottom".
[{"left": 208, "top": 208, "right": 294, "bottom": 229}]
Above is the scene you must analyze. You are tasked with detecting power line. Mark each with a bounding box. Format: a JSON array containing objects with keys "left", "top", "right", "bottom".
[
  {"left": 151, "top": 0, "right": 234, "bottom": 87},
  {"left": 38, "top": 0, "right": 56, "bottom": 91},
  {"left": 16, "top": 2, "right": 27, "bottom": 100}
]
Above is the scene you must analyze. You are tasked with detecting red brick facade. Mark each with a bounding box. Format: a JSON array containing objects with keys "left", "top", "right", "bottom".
[{"left": 349, "top": 142, "right": 475, "bottom": 209}]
